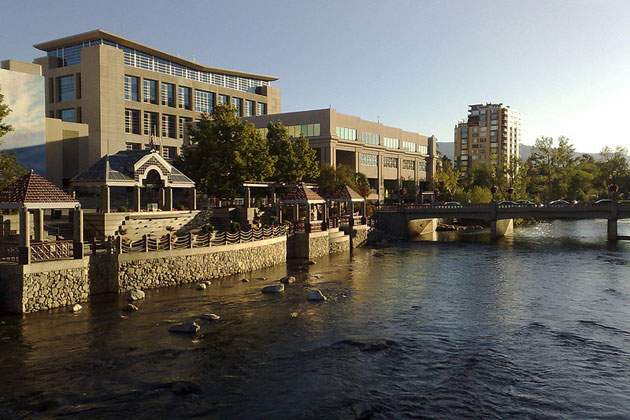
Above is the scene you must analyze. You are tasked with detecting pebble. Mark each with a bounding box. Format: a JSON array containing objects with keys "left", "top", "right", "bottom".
[
  {"left": 126, "top": 289, "right": 146, "bottom": 301},
  {"left": 308, "top": 289, "right": 327, "bottom": 301},
  {"left": 241, "top": 278, "right": 250, "bottom": 282},
  {"left": 196, "top": 283, "right": 207, "bottom": 290},
  {"left": 70, "top": 304, "right": 82, "bottom": 313},
  {"left": 123, "top": 303, "right": 139, "bottom": 312},
  {"left": 280, "top": 276, "right": 296, "bottom": 284},
  {"left": 168, "top": 322, "right": 200, "bottom": 334},
  {"left": 262, "top": 284, "right": 285, "bottom": 293},
  {"left": 200, "top": 313, "right": 220, "bottom": 321}
]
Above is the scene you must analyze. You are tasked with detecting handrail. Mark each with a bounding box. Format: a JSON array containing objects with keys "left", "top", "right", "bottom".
[{"left": 30, "top": 240, "right": 73, "bottom": 262}]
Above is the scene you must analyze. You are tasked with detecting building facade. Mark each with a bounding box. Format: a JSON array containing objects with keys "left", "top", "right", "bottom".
[
  {"left": 32, "top": 30, "right": 281, "bottom": 186},
  {"left": 454, "top": 103, "right": 521, "bottom": 173},
  {"left": 244, "top": 108, "right": 437, "bottom": 202}
]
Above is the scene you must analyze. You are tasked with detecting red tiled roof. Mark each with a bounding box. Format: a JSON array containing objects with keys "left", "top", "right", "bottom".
[
  {"left": 325, "top": 184, "right": 364, "bottom": 201},
  {"left": 0, "top": 171, "right": 78, "bottom": 205},
  {"left": 281, "top": 184, "right": 325, "bottom": 203}
]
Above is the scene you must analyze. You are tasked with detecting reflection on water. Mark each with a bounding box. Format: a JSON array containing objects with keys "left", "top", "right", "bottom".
[{"left": 1, "top": 220, "right": 630, "bottom": 418}]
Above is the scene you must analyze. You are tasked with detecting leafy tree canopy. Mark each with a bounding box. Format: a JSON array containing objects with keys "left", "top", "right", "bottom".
[
  {"left": 0, "top": 86, "right": 27, "bottom": 189},
  {"left": 317, "top": 164, "right": 370, "bottom": 198},
  {"left": 266, "top": 121, "right": 319, "bottom": 183}
]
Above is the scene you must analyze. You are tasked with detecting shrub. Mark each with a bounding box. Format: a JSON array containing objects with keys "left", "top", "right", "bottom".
[
  {"left": 117, "top": 205, "right": 128, "bottom": 212},
  {"left": 201, "top": 223, "right": 214, "bottom": 234},
  {"left": 229, "top": 221, "right": 241, "bottom": 233},
  {"left": 176, "top": 204, "right": 186, "bottom": 211}
]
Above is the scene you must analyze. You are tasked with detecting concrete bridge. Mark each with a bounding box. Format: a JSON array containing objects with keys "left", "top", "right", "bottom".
[{"left": 373, "top": 202, "right": 630, "bottom": 241}]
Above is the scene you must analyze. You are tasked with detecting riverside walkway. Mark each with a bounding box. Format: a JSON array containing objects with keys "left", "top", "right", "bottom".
[{"left": 374, "top": 201, "right": 630, "bottom": 241}]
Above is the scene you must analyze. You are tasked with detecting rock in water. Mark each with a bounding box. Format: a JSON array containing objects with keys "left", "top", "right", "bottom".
[
  {"left": 352, "top": 402, "right": 374, "bottom": 419},
  {"left": 70, "top": 304, "right": 82, "bottom": 313},
  {"left": 168, "top": 322, "right": 200, "bottom": 334},
  {"left": 280, "top": 276, "right": 296, "bottom": 284},
  {"left": 241, "top": 278, "right": 250, "bottom": 282},
  {"left": 290, "top": 312, "right": 298, "bottom": 318},
  {"left": 308, "top": 289, "right": 327, "bottom": 301},
  {"left": 201, "top": 313, "right": 220, "bottom": 321},
  {"left": 306, "top": 260, "right": 316, "bottom": 265},
  {"left": 170, "top": 381, "right": 203, "bottom": 395},
  {"left": 262, "top": 284, "right": 285, "bottom": 293},
  {"left": 126, "top": 289, "right": 145, "bottom": 301},
  {"left": 123, "top": 304, "right": 139, "bottom": 312},
  {"left": 372, "top": 252, "right": 384, "bottom": 257},
  {"left": 196, "top": 283, "right": 207, "bottom": 290}
]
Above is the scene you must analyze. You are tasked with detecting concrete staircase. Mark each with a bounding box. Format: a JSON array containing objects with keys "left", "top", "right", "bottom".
[
  {"left": 117, "top": 211, "right": 201, "bottom": 239},
  {"left": 328, "top": 227, "right": 350, "bottom": 248}
]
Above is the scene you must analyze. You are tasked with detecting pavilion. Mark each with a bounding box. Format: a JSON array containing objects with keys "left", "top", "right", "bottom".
[
  {"left": 324, "top": 184, "right": 367, "bottom": 227},
  {"left": 279, "top": 184, "right": 328, "bottom": 232}
]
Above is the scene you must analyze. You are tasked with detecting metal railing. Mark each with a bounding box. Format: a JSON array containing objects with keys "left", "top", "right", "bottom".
[{"left": 30, "top": 240, "right": 73, "bottom": 262}]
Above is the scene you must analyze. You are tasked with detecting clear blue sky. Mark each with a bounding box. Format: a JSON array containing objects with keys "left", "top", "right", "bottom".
[{"left": 1, "top": 0, "right": 629, "bottom": 153}]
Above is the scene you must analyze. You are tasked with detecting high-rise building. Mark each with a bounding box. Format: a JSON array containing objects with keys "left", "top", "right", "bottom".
[
  {"left": 454, "top": 103, "right": 520, "bottom": 173},
  {"left": 30, "top": 29, "right": 281, "bottom": 186}
]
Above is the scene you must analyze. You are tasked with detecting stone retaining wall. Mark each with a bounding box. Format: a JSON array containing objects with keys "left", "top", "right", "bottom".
[{"left": 329, "top": 237, "right": 350, "bottom": 254}]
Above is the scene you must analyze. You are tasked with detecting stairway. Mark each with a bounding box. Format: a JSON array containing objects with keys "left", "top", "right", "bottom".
[
  {"left": 328, "top": 227, "right": 350, "bottom": 248},
  {"left": 117, "top": 211, "right": 201, "bottom": 239}
]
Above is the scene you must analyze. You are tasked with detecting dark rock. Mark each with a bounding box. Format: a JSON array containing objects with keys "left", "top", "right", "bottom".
[
  {"left": 171, "top": 381, "right": 203, "bottom": 395},
  {"left": 126, "top": 289, "right": 145, "bottom": 301},
  {"left": 168, "top": 322, "right": 200, "bottom": 334},
  {"left": 352, "top": 402, "right": 374, "bottom": 419},
  {"left": 280, "top": 276, "right": 296, "bottom": 284},
  {"left": 122, "top": 303, "right": 139, "bottom": 312},
  {"left": 241, "top": 278, "right": 250, "bottom": 282},
  {"left": 306, "top": 260, "right": 316, "bottom": 265},
  {"left": 200, "top": 313, "right": 220, "bottom": 321},
  {"left": 262, "top": 284, "right": 284, "bottom": 293},
  {"left": 308, "top": 289, "right": 327, "bottom": 301}
]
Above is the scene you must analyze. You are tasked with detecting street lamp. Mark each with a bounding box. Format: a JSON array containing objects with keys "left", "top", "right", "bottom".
[
  {"left": 507, "top": 186, "right": 514, "bottom": 201},
  {"left": 609, "top": 171, "right": 619, "bottom": 201},
  {"left": 490, "top": 185, "right": 498, "bottom": 202}
]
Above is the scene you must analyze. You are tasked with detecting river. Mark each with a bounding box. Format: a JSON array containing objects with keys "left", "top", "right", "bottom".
[{"left": 1, "top": 219, "right": 630, "bottom": 418}]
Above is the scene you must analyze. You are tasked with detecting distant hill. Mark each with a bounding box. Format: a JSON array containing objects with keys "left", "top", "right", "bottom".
[{"left": 436, "top": 142, "right": 628, "bottom": 163}]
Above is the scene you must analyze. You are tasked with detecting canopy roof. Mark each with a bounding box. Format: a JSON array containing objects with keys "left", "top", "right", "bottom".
[
  {"left": 70, "top": 149, "right": 195, "bottom": 188},
  {"left": 280, "top": 184, "right": 326, "bottom": 204},
  {"left": 0, "top": 171, "right": 79, "bottom": 209},
  {"left": 325, "top": 184, "right": 365, "bottom": 202}
]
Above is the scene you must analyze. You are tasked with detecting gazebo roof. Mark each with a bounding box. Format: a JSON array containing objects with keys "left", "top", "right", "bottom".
[
  {"left": 325, "top": 184, "right": 365, "bottom": 202},
  {"left": 280, "top": 184, "right": 326, "bottom": 204},
  {"left": 0, "top": 171, "right": 79, "bottom": 209},
  {"left": 70, "top": 149, "right": 195, "bottom": 188}
]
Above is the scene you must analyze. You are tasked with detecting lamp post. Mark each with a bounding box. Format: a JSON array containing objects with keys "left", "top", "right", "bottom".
[
  {"left": 490, "top": 185, "right": 498, "bottom": 202},
  {"left": 609, "top": 171, "right": 619, "bottom": 202},
  {"left": 507, "top": 186, "right": 514, "bottom": 201},
  {"left": 433, "top": 188, "right": 440, "bottom": 205}
]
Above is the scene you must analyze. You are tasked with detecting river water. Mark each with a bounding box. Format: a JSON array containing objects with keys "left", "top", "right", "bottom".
[{"left": 1, "top": 220, "right": 630, "bottom": 418}]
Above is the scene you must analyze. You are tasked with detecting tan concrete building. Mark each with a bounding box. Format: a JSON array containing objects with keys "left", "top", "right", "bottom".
[
  {"left": 32, "top": 29, "right": 281, "bottom": 186},
  {"left": 244, "top": 108, "right": 437, "bottom": 202},
  {"left": 454, "top": 103, "right": 521, "bottom": 173}
]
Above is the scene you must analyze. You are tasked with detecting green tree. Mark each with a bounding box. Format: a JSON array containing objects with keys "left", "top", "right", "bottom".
[
  {"left": 266, "top": 121, "right": 319, "bottom": 182},
  {"left": 432, "top": 156, "right": 461, "bottom": 200},
  {"left": 0, "top": 86, "right": 27, "bottom": 189},
  {"left": 317, "top": 164, "right": 370, "bottom": 198},
  {"left": 179, "top": 104, "right": 276, "bottom": 197}
]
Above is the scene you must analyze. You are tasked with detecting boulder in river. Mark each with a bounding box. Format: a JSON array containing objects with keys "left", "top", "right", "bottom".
[
  {"left": 352, "top": 402, "right": 374, "bottom": 419},
  {"left": 123, "top": 303, "right": 139, "bottom": 312},
  {"left": 372, "top": 252, "right": 384, "bottom": 257},
  {"left": 200, "top": 313, "right": 220, "bottom": 321},
  {"left": 70, "top": 304, "right": 82, "bottom": 313},
  {"left": 306, "top": 260, "right": 316, "bottom": 265},
  {"left": 168, "top": 322, "right": 200, "bottom": 334},
  {"left": 241, "top": 278, "right": 250, "bottom": 282},
  {"left": 196, "top": 283, "right": 207, "bottom": 290},
  {"left": 262, "top": 284, "right": 285, "bottom": 293},
  {"left": 280, "top": 276, "right": 296, "bottom": 284},
  {"left": 308, "top": 289, "right": 327, "bottom": 301},
  {"left": 126, "top": 289, "right": 145, "bottom": 301}
]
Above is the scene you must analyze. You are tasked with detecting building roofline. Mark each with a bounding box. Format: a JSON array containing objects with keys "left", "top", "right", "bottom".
[{"left": 33, "top": 29, "right": 278, "bottom": 82}]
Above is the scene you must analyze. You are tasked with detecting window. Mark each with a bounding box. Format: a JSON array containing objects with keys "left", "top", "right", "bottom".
[
  {"left": 48, "top": 78, "right": 55, "bottom": 103},
  {"left": 361, "top": 132, "right": 379, "bottom": 145},
  {"left": 383, "top": 157, "right": 398, "bottom": 168},
  {"left": 195, "top": 90, "right": 214, "bottom": 113},
  {"left": 143, "top": 79, "right": 158, "bottom": 104},
  {"left": 161, "top": 114, "right": 176, "bottom": 138},
  {"left": 383, "top": 137, "right": 399, "bottom": 149},
  {"left": 244, "top": 100, "right": 255, "bottom": 117},
  {"left": 143, "top": 111, "right": 159, "bottom": 135},
  {"left": 257, "top": 103, "right": 267, "bottom": 115},
  {"left": 178, "top": 86, "right": 191, "bottom": 109},
  {"left": 232, "top": 97, "right": 242, "bottom": 116},
  {"left": 360, "top": 153, "right": 378, "bottom": 166},
  {"left": 161, "top": 83, "right": 175, "bottom": 107},
  {"left": 418, "top": 145, "right": 428, "bottom": 154},
  {"left": 126, "top": 142, "right": 141, "bottom": 150},
  {"left": 335, "top": 126, "right": 357, "bottom": 140},
  {"left": 287, "top": 124, "right": 321, "bottom": 138},
  {"left": 179, "top": 117, "right": 192, "bottom": 139},
  {"left": 76, "top": 73, "right": 81, "bottom": 99},
  {"left": 162, "top": 146, "right": 177, "bottom": 160},
  {"left": 124, "top": 76, "right": 139, "bottom": 101},
  {"left": 218, "top": 94, "right": 229, "bottom": 105},
  {"left": 58, "top": 75, "right": 74, "bottom": 102},
  {"left": 59, "top": 108, "right": 75, "bottom": 122},
  {"left": 402, "top": 141, "right": 416, "bottom": 152},
  {"left": 418, "top": 161, "right": 427, "bottom": 171},
  {"left": 402, "top": 160, "right": 415, "bottom": 170},
  {"left": 125, "top": 109, "right": 140, "bottom": 134}
]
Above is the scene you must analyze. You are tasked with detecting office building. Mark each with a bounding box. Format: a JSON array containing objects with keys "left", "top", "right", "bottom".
[
  {"left": 31, "top": 30, "right": 280, "bottom": 186},
  {"left": 454, "top": 103, "right": 520, "bottom": 173},
  {"left": 244, "top": 108, "right": 437, "bottom": 202}
]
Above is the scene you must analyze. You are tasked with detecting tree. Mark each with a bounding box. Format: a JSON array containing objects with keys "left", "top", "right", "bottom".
[
  {"left": 317, "top": 164, "right": 370, "bottom": 198},
  {"left": 0, "top": 86, "right": 27, "bottom": 189},
  {"left": 266, "top": 121, "right": 319, "bottom": 182},
  {"left": 432, "top": 156, "right": 461, "bottom": 201},
  {"left": 179, "top": 104, "right": 276, "bottom": 197}
]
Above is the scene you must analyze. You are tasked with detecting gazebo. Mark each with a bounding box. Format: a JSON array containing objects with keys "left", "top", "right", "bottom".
[
  {"left": 279, "top": 184, "right": 328, "bottom": 233},
  {"left": 0, "top": 171, "right": 83, "bottom": 264},
  {"left": 325, "top": 184, "right": 367, "bottom": 227},
  {"left": 70, "top": 149, "right": 196, "bottom": 213}
]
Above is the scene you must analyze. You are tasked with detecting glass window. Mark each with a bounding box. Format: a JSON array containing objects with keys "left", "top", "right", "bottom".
[
  {"left": 383, "top": 137, "right": 399, "bottom": 149},
  {"left": 162, "top": 146, "right": 177, "bottom": 160},
  {"left": 58, "top": 75, "right": 74, "bottom": 102},
  {"left": 126, "top": 142, "right": 141, "bottom": 150},
  {"left": 285, "top": 123, "right": 320, "bottom": 138},
  {"left": 143, "top": 111, "right": 159, "bottom": 136},
  {"left": 360, "top": 153, "right": 378, "bottom": 166},
  {"left": 256, "top": 102, "right": 267, "bottom": 115},
  {"left": 124, "top": 75, "right": 139, "bottom": 101},
  {"left": 195, "top": 90, "right": 214, "bottom": 113},
  {"left": 383, "top": 157, "right": 398, "bottom": 168},
  {"left": 178, "top": 86, "right": 191, "bottom": 110},
  {"left": 418, "top": 161, "right": 427, "bottom": 171},
  {"left": 179, "top": 116, "right": 192, "bottom": 139},
  {"left": 218, "top": 94, "right": 229, "bottom": 105},
  {"left": 402, "top": 141, "right": 416, "bottom": 152},
  {"left": 59, "top": 108, "right": 75, "bottom": 122},
  {"left": 402, "top": 160, "right": 415, "bottom": 170},
  {"left": 143, "top": 79, "right": 158, "bottom": 104},
  {"left": 335, "top": 126, "right": 357, "bottom": 140},
  {"left": 418, "top": 145, "right": 428, "bottom": 154},
  {"left": 361, "top": 132, "right": 379, "bottom": 145},
  {"left": 161, "top": 83, "right": 175, "bottom": 107},
  {"left": 232, "top": 97, "right": 242, "bottom": 116},
  {"left": 161, "top": 114, "right": 176, "bottom": 138},
  {"left": 125, "top": 109, "right": 140, "bottom": 134},
  {"left": 245, "top": 100, "right": 255, "bottom": 117}
]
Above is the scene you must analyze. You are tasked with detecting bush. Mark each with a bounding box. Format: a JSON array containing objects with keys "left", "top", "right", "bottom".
[
  {"left": 201, "top": 223, "right": 214, "bottom": 234},
  {"left": 176, "top": 204, "right": 186, "bottom": 211},
  {"left": 117, "top": 205, "right": 128, "bottom": 212},
  {"left": 229, "top": 221, "right": 241, "bottom": 233}
]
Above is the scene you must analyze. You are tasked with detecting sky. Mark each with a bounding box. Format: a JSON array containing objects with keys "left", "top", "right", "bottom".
[{"left": 1, "top": 0, "right": 629, "bottom": 153}]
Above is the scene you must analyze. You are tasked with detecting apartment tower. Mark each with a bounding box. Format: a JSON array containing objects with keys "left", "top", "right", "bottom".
[{"left": 454, "top": 103, "right": 520, "bottom": 173}]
